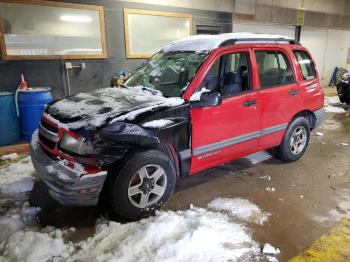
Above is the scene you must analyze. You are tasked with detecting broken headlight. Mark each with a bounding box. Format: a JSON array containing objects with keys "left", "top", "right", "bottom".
[{"left": 60, "top": 133, "right": 95, "bottom": 155}]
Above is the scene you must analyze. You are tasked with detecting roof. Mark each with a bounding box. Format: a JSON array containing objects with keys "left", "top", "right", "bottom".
[{"left": 161, "top": 32, "right": 294, "bottom": 53}]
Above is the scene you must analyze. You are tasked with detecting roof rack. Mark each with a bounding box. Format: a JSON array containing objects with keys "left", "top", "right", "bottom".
[{"left": 219, "top": 38, "right": 300, "bottom": 47}]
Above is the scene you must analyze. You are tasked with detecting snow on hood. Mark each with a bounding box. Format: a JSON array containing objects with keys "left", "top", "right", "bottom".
[
  {"left": 162, "top": 32, "right": 291, "bottom": 53},
  {"left": 47, "top": 87, "right": 184, "bottom": 129}
]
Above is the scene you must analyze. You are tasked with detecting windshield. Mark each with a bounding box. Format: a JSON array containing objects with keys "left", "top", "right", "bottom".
[{"left": 124, "top": 52, "right": 207, "bottom": 97}]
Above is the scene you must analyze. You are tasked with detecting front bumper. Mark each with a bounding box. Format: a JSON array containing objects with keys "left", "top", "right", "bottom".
[{"left": 30, "top": 131, "right": 107, "bottom": 206}]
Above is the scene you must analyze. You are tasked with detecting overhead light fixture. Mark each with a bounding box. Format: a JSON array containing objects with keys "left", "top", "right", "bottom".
[{"left": 60, "top": 15, "right": 92, "bottom": 23}]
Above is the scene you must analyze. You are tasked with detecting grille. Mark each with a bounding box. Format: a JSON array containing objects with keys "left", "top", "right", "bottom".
[{"left": 41, "top": 120, "right": 58, "bottom": 133}]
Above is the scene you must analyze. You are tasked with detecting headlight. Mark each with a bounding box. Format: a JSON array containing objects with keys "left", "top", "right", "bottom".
[{"left": 60, "top": 133, "right": 95, "bottom": 155}]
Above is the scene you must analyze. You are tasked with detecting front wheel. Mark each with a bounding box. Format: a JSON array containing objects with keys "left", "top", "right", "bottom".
[
  {"left": 274, "top": 117, "right": 310, "bottom": 162},
  {"left": 108, "top": 149, "right": 176, "bottom": 220}
]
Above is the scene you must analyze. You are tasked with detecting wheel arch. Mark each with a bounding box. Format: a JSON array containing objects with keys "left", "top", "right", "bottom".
[{"left": 290, "top": 110, "right": 316, "bottom": 130}]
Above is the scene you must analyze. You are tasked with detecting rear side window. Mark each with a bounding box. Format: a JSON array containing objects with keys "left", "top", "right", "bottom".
[
  {"left": 294, "top": 51, "right": 316, "bottom": 80},
  {"left": 255, "top": 51, "right": 294, "bottom": 88}
]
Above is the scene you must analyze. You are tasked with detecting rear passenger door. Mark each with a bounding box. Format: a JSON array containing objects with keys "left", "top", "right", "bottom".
[{"left": 255, "top": 49, "right": 302, "bottom": 148}]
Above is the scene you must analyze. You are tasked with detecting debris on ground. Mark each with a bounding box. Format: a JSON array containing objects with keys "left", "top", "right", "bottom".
[
  {"left": 340, "top": 142, "right": 349, "bottom": 146},
  {"left": 300, "top": 195, "right": 304, "bottom": 199},
  {"left": 0, "top": 153, "right": 18, "bottom": 161},
  {"left": 266, "top": 187, "right": 276, "bottom": 192},
  {"left": 263, "top": 243, "right": 281, "bottom": 254},
  {"left": 260, "top": 175, "right": 271, "bottom": 181},
  {"left": 316, "top": 132, "right": 324, "bottom": 136}
]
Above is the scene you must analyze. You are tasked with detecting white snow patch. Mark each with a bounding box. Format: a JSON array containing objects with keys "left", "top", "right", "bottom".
[
  {"left": 162, "top": 32, "right": 290, "bottom": 53},
  {"left": 340, "top": 142, "right": 349, "bottom": 146},
  {"left": 0, "top": 153, "right": 18, "bottom": 161},
  {"left": 4, "top": 229, "right": 72, "bottom": 262},
  {"left": 245, "top": 151, "right": 272, "bottom": 165},
  {"left": 324, "top": 96, "right": 346, "bottom": 113},
  {"left": 0, "top": 156, "right": 35, "bottom": 196},
  {"left": 0, "top": 202, "right": 41, "bottom": 243},
  {"left": 49, "top": 87, "right": 184, "bottom": 129},
  {"left": 142, "top": 119, "right": 174, "bottom": 128},
  {"left": 260, "top": 175, "right": 271, "bottom": 181},
  {"left": 207, "top": 198, "right": 269, "bottom": 225},
  {"left": 316, "top": 132, "right": 324, "bottom": 136},
  {"left": 189, "top": 87, "right": 211, "bottom": 101},
  {"left": 263, "top": 243, "right": 280, "bottom": 254}
]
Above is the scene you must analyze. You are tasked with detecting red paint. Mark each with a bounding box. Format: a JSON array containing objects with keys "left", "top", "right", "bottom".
[{"left": 184, "top": 43, "right": 324, "bottom": 175}]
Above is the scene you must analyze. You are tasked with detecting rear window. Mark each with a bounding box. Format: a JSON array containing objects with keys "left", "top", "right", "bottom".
[
  {"left": 294, "top": 51, "right": 316, "bottom": 80},
  {"left": 255, "top": 51, "right": 294, "bottom": 88}
]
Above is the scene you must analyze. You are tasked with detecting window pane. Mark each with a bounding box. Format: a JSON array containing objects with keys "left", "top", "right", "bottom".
[
  {"left": 126, "top": 11, "right": 191, "bottom": 57},
  {"left": 294, "top": 51, "right": 316, "bottom": 80},
  {"left": 256, "top": 51, "right": 294, "bottom": 88},
  {"left": 196, "top": 52, "right": 250, "bottom": 97},
  {"left": 0, "top": 2, "right": 103, "bottom": 56}
]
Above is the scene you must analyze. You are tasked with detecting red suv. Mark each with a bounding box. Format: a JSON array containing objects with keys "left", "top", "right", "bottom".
[{"left": 30, "top": 33, "right": 324, "bottom": 219}]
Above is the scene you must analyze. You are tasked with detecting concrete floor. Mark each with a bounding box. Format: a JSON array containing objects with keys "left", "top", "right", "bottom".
[{"left": 30, "top": 110, "right": 350, "bottom": 261}]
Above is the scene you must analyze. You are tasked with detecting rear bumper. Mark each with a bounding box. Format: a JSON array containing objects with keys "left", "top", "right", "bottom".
[
  {"left": 30, "top": 130, "right": 107, "bottom": 206},
  {"left": 314, "top": 108, "right": 325, "bottom": 128}
]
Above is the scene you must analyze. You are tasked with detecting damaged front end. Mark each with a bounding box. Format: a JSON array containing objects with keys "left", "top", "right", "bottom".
[{"left": 31, "top": 100, "right": 191, "bottom": 206}]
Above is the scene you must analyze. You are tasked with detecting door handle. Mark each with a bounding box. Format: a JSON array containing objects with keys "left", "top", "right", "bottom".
[
  {"left": 288, "top": 89, "right": 299, "bottom": 96},
  {"left": 243, "top": 99, "right": 257, "bottom": 107}
]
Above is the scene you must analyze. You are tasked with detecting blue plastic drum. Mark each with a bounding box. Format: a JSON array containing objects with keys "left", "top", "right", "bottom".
[
  {"left": 0, "top": 92, "right": 21, "bottom": 146},
  {"left": 18, "top": 88, "right": 53, "bottom": 141}
]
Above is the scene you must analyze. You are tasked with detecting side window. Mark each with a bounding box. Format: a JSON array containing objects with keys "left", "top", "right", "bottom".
[
  {"left": 294, "top": 51, "right": 316, "bottom": 80},
  {"left": 255, "top": 51, "right": 294, "bottom": 88},
  {"left": 195, "top": 52, "right": 250, "bottom": 97}
]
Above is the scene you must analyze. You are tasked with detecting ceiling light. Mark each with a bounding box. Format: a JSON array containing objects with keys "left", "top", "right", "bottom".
[{"left": 60, "top": 15, "right": 92, "bottom": 23}]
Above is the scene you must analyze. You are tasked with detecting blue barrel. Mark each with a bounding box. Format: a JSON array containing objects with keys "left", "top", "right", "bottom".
[
  {"left": 0, "top": 92, "right": 21, "bottom": 146},
  {"left": 18, "top": 88, "right": 53, "bottom": 141}
]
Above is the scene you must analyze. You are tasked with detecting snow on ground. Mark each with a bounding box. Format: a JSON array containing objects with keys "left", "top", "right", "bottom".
[
  {"left": 324, "top": 96, "right": 346, "bottom": 113},
  {"left": 0, "top": 155, "right": 275, "bottom": 261},
  {"left": 244, "top": 151, "right": 272, "bottom": 165},
  {"left": 0, "top": 156, "right": 35, "bottom": 197}
]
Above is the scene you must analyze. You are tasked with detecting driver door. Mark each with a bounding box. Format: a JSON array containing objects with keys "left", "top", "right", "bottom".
[{"left": 190, "top": 49, "right": 260, "bottom": 174}]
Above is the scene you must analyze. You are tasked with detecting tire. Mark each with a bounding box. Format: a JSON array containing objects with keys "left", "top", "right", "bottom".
[
  {"left": 108, "top": 149, "right": 176, "bottom": 220},
  {"left": 274, "top": 117, "right": 310, "bottom": 162}
]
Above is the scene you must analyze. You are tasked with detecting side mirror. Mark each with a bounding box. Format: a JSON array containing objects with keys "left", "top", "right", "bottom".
[{"left": 191, "top": 91, "right": 222, "bottom": 108}]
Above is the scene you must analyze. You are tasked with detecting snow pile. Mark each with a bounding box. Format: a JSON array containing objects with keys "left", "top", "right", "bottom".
[
  {"left": 207, "top": 198, "right": 270, "bottom": 225},
  {"left": 0, "top": 153, "right": 18, "bottom": 161},
  {"left": 48, "top": 87, "right": 184, "bottom": 129},
  {"left": 263, "top": 243, "right": 280, "bottom": 254},
  {"left": 4, "top": 228, "right": 72, "bottom": 262},
  {"left": 142, "top": 119, "right": 174, "bottom": 128},
  {"left": 0, "top": 156, "right": 274, "bottom": 261},
  {"left": 245, "top": 151, "right": 272, "bottom": 165},
  {"left": 324, "top": 96, "right": 346, "bottom": 113},
  {"left": 0, "top": 202, "right": 40, "bottom": 243},
  {"left": 162, "top": 32, "right": 291, "bottom": 53},
  {"left": 0, "top": 156, "right": 35, "bottom": 196}
]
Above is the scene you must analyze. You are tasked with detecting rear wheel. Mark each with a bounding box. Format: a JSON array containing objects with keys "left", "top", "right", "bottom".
[
  {"left": 109, "top": 150, "right": 176, "bottom": 220},
  {"left": 274, "top": 117, "right": 310, "bottom": 162}
]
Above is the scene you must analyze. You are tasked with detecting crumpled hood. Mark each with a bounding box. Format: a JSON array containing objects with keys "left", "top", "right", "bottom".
[{"left": 47, "top": 87, "right": 184, "bottom": 130}]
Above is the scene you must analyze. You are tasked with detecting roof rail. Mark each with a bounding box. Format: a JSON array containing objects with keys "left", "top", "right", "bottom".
[{"left": 219, "top": 38, "right": 300, "bottom": 47}]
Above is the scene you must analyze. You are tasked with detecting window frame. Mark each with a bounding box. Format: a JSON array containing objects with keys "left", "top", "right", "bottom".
[
  {"left": 196, "top": 50, "right": 253, "bottom": 99},
  {"left": 123, "top": 8, "right": 192, "bottom": 59},
  {"left": 0, "top": 0, "right": 107, "bottom": 61},
  {"left": 254, "top": 49, "right": 296, "bottom": 89},
  {"left": 293, "top": 50, "right": 316, "bottom": 81}
]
